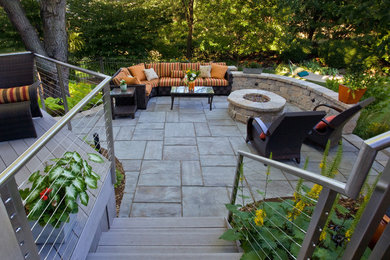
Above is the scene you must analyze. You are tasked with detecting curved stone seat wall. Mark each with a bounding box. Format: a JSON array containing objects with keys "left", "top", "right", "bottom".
[{"left": 231, "top": 72, "right": 357, "bottom": 134}]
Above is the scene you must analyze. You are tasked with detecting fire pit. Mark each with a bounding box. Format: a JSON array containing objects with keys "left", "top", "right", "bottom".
[{"left": 228, "top": 89, "right": 286, "bottom": 123}]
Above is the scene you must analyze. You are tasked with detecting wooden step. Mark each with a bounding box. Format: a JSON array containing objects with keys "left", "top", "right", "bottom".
[
  {"left": 99, "top": 232, "right": 234, "bottom": 246},
  {"left": 111, "top": 217, "right": 226, "bottom": 229},
  {"left": 87, "top": 252, "right": 243, "bottom": 260},
  {"left": 106, "top": 227, "right": 227, "bottom": 233},
  {"left": 96, "top": 245, "right": 239, "bottom": 254}
]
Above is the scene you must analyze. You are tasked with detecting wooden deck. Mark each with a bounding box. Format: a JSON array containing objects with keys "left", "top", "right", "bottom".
[{"left": 0, "top": 110, "right": 115, "bottom": 259}]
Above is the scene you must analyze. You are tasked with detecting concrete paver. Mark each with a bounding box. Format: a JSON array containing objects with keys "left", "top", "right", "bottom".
[{"left": 101, "top": 96, "right": 386, "bottom": 217}]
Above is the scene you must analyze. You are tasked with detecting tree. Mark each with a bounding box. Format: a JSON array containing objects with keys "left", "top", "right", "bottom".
[
  {"left": 181, "top": 0, "right": 195, "bottom": 59},
  {"left": 0, "top": 0, "right": 67, "bottom": 63}
]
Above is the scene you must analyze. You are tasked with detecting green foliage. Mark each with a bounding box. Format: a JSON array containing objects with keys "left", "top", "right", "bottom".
[
  {"left": 115, "top": 169, "right": 124, "bottom": 188},
  {"left": 42, "top": 81, "right": 102, "bottom": 116},
  {"left": 19, "top": 151, "right": 103, "bottom": 227},
  {"left": 222, "top": 144, "right": 369, "bottom": 259}
]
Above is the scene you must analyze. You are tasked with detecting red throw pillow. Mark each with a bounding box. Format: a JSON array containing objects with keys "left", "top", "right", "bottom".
[
  {"left": 315, "top": 115, "right": 336, "bottom": 130},
  {"left": 259, "top": 132, "right": 266, "bottom": 140}
]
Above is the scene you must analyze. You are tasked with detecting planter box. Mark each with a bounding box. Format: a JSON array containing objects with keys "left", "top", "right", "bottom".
[
  {"left": 338, "top": 84, "right": 367, "bottom": 104},
  {"left": 29, "top": 214, "right": 76, "bottom": 244},
  {"left": 243, "top": 68, "right": 262, "bottom": 74}
]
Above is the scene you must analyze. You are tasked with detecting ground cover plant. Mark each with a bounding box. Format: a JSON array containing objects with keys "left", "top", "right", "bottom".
[
  {"left": 221, "top": 143, "right": 378, "bottom": 259},
  {"left": 42, "top": 81, "right": 102, "bottom": 116}
]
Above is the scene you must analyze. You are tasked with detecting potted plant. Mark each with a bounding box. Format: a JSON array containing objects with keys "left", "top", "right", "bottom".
[
  {"left": 338, "top": 73, "right": 374, "bottom": 104},
  {"left": 119, "top": 79, "right": 127, "bottom": 92},
  {"left": 184, "top": 69, "right": 199, "bottom": 91},
  {"left": 243, "top": 62, "right": 263, "bottom": 74},
  {"left": 19, "top": 151, "right": 104, "bottom": 244}
]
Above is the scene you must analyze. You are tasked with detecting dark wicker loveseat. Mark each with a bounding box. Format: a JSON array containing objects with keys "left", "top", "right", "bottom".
[
  {"left": 0, "top": 52, "right": 42, "bottom": 142},
  {"left": 110, "top": 62, "right": 233, "bottom": 109}
]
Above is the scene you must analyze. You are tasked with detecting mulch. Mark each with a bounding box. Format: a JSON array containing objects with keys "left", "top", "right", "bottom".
[{"left": 99, "top": 147, "right": 126, "bottom": 216}]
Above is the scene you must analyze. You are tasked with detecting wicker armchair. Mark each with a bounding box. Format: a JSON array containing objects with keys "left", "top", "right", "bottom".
[
  {"left": 0, "top": 52, "right": 42, "bottom": 142},
  {"left": 305, "top": 97, "right": 375, "bottom": 148},
  {"left": 246, "top": 111, "right": 326, "bottom": 163}
]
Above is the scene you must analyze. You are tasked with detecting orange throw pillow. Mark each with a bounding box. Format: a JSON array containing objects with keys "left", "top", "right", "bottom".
[
  {"left": 126, "top": 77, "right": 141, "bottom": 85},
  {"left": 315, "top": 115, "right": 336, "bottom": 130},
  {"left": 211, "top": 63, "right": 228, "bottom": 79},
  {"left": 128, "top": 64, "right": 146, "bottom": 81}
]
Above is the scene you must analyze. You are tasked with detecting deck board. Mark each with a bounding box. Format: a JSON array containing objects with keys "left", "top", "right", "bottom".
[{"left": 0, "top": 110, "right": 112, "bottom": 259}]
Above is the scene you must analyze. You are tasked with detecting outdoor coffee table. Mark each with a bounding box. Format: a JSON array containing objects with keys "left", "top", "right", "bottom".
[{"left": 170, "top": 86, "right": 214, "bottom": 111}]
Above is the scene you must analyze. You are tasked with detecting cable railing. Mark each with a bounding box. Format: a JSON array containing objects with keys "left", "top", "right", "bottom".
[
  {"left": 227, "top": 131, "right": 390, "bottom": 259},
  {"left": 0, "top": 52, "right": 115, "bottom": 259}
]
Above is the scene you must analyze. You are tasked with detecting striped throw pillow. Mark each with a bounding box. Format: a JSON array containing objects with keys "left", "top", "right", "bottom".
[{"left": 0, "top": 86, "right": 30, "bottom": 104}]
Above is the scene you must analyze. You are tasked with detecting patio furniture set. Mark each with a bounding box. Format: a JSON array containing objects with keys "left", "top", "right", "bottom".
[{"left": 0, "top": 53, "right": 374, "bottom": 165}]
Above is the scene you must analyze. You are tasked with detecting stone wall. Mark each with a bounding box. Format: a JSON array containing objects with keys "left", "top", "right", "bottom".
[{"left": 231, "top": 72, "right": 358, "bottom": 133}]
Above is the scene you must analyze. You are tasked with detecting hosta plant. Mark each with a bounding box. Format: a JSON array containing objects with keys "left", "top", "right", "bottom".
[{"left": 20, "top": 151, "right": 104, "bottom": 228}]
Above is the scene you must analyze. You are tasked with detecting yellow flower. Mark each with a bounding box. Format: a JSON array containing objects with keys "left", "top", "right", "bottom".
[
  {"left": 308, "top": 184, "right": 323, "bottom": 199},
  {"left": 345, "top": 229, "right": 352, "bottom": 241},
  {"left": 319, "top": 231, "right": 326, "bottom": 241},
  {"left": 297, "top": 200, "right": 306, "bottom": 210},
  {"left": 254, "top": 209, "right": 266, "bottom": 226},
  {"left": 319, "top": 161, "right": 324, "bottom": 169}
]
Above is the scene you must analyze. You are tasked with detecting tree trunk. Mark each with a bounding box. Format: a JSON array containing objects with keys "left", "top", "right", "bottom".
[
  {"left": 182, "top": 0, "right": 194, "bottom": 59},
  {"left": 40, "top": 0, "right": 69, "bottom": 96},
  {"left": 0, "top": 0, "right": 46, "bottom": 55},
  {"left": 40, "top": 0, "right": 68, "bottom": 63}
]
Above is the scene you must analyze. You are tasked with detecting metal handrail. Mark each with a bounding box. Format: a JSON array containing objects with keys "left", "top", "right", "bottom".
[
  {"left": 229, "top": 131, "right": 390, "bottom": 259},
  {"left": 0, "top": 54, "right": 112, "bottom": 187},
  {"left": 234, "top": 130, "right": 390, "bottom": 200}
]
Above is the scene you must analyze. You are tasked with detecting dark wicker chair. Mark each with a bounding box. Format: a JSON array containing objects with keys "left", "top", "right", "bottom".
[
  {"left": 0, "top": 102, "right": 37, "bottom": 142},
  {"left": 0, "top": 52, "right": 42, "bottom": 142},
  {"left": 305, "top": 97, "right": 375, "bottom": 149},
  {"left": 246, "top": 111, "right": 326, "bottom": 163}
]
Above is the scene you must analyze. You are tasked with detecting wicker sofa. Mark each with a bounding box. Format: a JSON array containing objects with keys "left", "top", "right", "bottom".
[{"left": 110, "top": 62, "right": 233, "bottom": 109}]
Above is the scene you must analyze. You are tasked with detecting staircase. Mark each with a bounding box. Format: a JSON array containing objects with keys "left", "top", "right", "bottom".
[{"left": 87, "top": 217, "right": 242, "bottom": 259}]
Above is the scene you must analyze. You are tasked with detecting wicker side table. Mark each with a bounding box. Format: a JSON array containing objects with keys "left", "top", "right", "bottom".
[{"left": 110, "top": 87, "right": 137, "bottom": 119}]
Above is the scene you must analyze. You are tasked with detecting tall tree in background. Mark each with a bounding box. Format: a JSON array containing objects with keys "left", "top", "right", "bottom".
[
  {"left": 181, "top": 0, "right": 194, "bottom": 59},
  {"left": 0, "top": 0, "right": 67, "bottom": 63}
]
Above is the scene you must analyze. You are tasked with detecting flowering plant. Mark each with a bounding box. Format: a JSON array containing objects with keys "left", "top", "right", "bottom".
[
  {"left": 19, "top": 151, "right": 104, "bottom": 228},
  {"left": 220, "top": 142, "right": 379, "bottom": 259},
  {"left": 184, "top": 69, "right": 200, "bottom": 83}
]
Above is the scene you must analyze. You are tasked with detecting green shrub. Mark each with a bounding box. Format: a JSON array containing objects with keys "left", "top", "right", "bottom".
[
  {"left": 318, "top": 39, "right": 370, "bottom": 69},
  {"left": 280, "top": 39, "right": 313, "bottom": 63},
  {"left": 42, "top": 81, "right": 103, "bottom": 117}
]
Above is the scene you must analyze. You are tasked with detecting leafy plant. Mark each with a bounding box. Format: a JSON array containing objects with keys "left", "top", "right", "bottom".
[
  {"left": 19, "top": 151, "right": 104, "bottom": 228},
  {"left": 342, "top": 73, "right": 378, "bottom": 92},
  {"left": 41, "top": 81, "right": 103, "bottom": 117},
  {"left": 184, "top": 69, "right": 200, "bottom": 83},
  {"left": 221, "top": 142, "right": 375, "bottom": 259}
]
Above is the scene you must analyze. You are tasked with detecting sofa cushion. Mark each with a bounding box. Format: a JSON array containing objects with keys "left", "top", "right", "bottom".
[
  {"left": 0, "top": 82, "right": 42, "bottom": 118},
  {"left": 140, "top": 79, "right": 159, "bottom": 96},
  {"left": 112, "top": 68, "right": 132, "bottom": 85},
  {"left": 181, "top": 62, "right": 200, "bottom": 71},
  {"left": 159, "top": 77, "right": 183, "bottom": 87},
  {"left": 171, "top": 70, "right": 185, "bottom": 78},
  {"left": 144, "top": 68, "right": 159, "bottom": 81},
  {"left": 159, "top": 63, "right": 181, "bottom": 77},
  {"left": 126, "top": 77, "right": 141, "bottom": 85},
  {"left": 128, "top": 64, "right": 146, "bottom": 81},
  {"left": 145, "top": 63, "right": 160, "bottom": 76},
  {"left": 193, "top": 78, "right": 204, "bottom": 86},
  {"left": 211, "top": 63, "right": 228, "bottom": 79},
  {"left": 199, "top": 65, "right": 211, "bottom": 78},
  {"left": 0, "top": 85, "right": 30, "bottom": 104},
  {"left": 203, "top": 78, "right": 229, "bottom": 86}
]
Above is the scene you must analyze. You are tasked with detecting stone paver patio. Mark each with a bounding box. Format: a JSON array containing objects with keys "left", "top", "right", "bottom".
[{"left": 73, "top": 96, "right": 386, "bottom": 218}]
